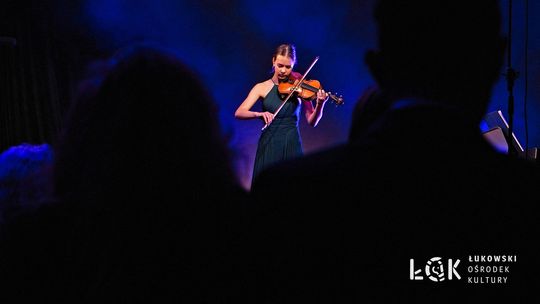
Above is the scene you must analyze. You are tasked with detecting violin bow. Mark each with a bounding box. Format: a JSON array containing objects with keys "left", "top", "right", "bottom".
[{"left": 261, "top": 56, "right": 320, "bottom": 131}]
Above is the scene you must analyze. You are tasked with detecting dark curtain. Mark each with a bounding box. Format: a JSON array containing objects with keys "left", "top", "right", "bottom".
[{"left": 0, "top": 0, "right": 107, "bottom": 152}]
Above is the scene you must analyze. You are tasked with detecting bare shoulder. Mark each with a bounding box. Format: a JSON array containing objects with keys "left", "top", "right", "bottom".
[{"left": 257, "top": 79, "right": 275, "bottom": 98}]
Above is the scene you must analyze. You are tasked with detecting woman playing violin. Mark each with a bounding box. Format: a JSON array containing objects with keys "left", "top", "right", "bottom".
[{"left": 234, "top": 43, "right": 329, "bottom": 187}]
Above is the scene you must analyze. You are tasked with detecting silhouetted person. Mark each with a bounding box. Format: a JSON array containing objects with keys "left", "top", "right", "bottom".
[
  {"left": 0, "top": 44, "right": 248, "bottom": 303},
  {"left": 251, "top": 1, "right": 540, "bottom": 302}
]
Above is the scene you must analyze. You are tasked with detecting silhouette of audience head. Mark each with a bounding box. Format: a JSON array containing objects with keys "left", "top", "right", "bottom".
[
  {"left": 0, "top": 143, "right": 53, "bottom": 222},
  {"left": 1, "top": 43, "right": 246, "bottom": 302},
  {"left": 55, "top": 43, "right": 235, "bottom": 202},
  {"left": 364, "top": 0, "right": 505, "bottom": 124}
]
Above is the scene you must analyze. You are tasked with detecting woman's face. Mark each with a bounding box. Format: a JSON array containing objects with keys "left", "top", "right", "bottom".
[{"left": 273, "top": 55, "right": 294, "bottom": 80}]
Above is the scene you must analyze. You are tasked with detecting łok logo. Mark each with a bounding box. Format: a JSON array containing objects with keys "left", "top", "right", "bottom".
[{"left": 410, "top": 257, "right": 461, "bottom": 282}]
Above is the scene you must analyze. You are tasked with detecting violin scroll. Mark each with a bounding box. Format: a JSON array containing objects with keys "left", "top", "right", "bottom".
[{"left": 326, "top": 92, "right": 344, "bottom": 106}]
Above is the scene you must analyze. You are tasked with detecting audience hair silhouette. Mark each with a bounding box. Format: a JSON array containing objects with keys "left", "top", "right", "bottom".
[
  {"left": 0, "top": 43, "right": 248, "bottom": 302},
  {"left": 55, "top": 43, "right": 237, "bottom": 203},
  {"left": 0, "top": 143, "right": 53, "bottom": 223},
  {"left": 251, "top": 0, "right": 540, "bottom": 302}
]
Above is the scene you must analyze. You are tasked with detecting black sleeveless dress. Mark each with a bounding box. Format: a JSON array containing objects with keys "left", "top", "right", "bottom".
[{"left": 252, "top": 84, "right": 302, "bottom": 185}]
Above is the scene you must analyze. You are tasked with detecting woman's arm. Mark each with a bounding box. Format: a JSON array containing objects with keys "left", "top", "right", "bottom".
[
  {"left": 234, "top": 83, "right": 274, "bottom": 124},
  {"left": 304, "top": 89, "right": 329, "bottom": 127}
]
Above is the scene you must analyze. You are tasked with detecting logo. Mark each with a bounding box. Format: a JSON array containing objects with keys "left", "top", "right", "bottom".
[{"left": 410, "top": 257, "right": 461, "bottom": 282}]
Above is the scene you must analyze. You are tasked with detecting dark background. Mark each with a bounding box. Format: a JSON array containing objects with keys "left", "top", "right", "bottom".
[{"left": 1, "top": 0, "right": 538, "bottom": 189}]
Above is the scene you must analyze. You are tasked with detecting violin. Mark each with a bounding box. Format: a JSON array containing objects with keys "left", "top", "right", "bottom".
[{"left": 278, "top": 72, "right": 344, "bottom": 105}]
